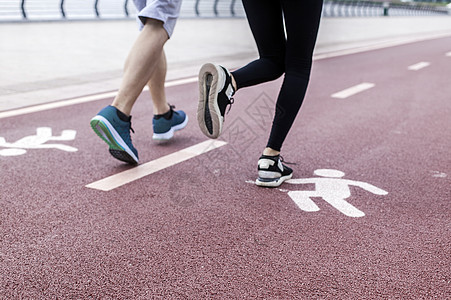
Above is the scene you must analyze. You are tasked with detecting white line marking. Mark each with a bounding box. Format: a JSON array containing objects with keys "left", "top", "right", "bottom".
[
  {"left": 408, "top": 62, "right": 430, "bottom": 71},
  {"left": 431, "top": 171, "right": 447, "bottom": 178},
  {"left": 86, "top": 140, "right": 227, "bottom": 191},
  {"left": 331, "top": 83, "right": 375, "bottom": 99},
  {"left": 314, "top": 32, "right": 451, "bottom": 61},
  {"left": 0, "top": 76, "right": 198, "bottom": 120},
  {"left": 165, "top": 77, "right": 198, "bottom": 87},
  {"left": 0, "top": 91, "right": 117, "bottom": 120},
  {"left": 446, "top": 51, "right": 451, "bottom": 57}
]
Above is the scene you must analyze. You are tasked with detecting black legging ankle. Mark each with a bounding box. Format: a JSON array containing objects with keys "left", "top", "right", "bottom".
[{"left": 231, "top": 0, "right": 323, "bottom": 152}]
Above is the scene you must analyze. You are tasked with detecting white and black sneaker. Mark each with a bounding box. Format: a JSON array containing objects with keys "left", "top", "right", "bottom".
[
  {"left": 255, "top": 155, "right": 293, "bottom": 188},
  {"left": 197, "top": 63, "right": 235, "bottom": 139}
]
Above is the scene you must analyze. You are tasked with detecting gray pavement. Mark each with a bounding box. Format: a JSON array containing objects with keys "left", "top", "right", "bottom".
[{"left": 1, "top": 16, "right": 451, "bottom": 111}]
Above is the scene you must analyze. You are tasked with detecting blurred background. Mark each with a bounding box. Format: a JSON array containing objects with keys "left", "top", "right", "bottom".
[
  {"left": 1, "top": 0, "right": 451, "bottom": 111},
  {"left": 1, "top": 0, "right": 450, "bottom": 21}
]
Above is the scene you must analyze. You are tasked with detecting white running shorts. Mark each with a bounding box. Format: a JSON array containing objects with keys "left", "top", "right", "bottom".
[{"left": 133, "top": 0, "right": 182, "bottom": 37}]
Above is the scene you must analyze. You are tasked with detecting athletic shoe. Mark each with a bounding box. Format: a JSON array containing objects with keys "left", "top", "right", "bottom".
[
  {"left": 152, "top": 105, "right": 188, "bottom": 140},
  {"left": 90, "top": 105, "right": 139, "bottom": 164},
  {"left": 197, "top": 63, "right": 235, "bottom": 139},
  {"left": 255, "top": 155, "right": 293, "bottom": 187}
]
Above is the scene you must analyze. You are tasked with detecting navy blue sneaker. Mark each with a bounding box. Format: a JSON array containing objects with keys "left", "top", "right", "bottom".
[
  {"left": 90, "top": 105, "right": 139, "bottom": 164},
  {"left": 152, "top": 105, "right": 188, "bottom": 140}
]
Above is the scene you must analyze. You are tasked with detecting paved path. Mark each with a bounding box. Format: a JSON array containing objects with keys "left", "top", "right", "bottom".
[
  {"left": 0, "top": 34, "right": 450, "bottom": 298},
  {"left": 2, "top": 16, "right": 451, "bottom": 110}
]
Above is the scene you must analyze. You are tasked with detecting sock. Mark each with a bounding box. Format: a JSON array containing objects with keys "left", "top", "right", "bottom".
[
  {"left": 154, "top": 108, "right": 173, "bottom": 120},
  {"left": 115, "top": 108, "right": 131, "bottom": 122}
]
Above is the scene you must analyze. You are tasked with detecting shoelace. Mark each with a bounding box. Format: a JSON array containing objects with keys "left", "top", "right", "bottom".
[
  {"left": 279, "top": 155, "right": 296, "bottom": 165},
  {"left": 225, "top": 97, "right": 234, "bottom": 115},
  {"left": 129, "top": 118, "right": 135, "bottom": 136},
  {"left": 124, "top": 122, "right": 135, "bottom": 147},
  {"left": 169, "top": 104, "right": 180, "bottom": 117}
]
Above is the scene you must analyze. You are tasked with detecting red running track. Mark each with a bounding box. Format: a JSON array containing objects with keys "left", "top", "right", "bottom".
[{"left": 0, "top": 37, "right": 450, "bottom": 298}]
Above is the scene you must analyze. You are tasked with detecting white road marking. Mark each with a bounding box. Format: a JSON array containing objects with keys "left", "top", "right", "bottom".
[
  {"left": 313, "top": 32, "right": 451, "bottom": 61},
  {"left": 0, "top": 92, "right": 116, "bottom": 120},
  {"left": 165, "top": 77, "right": 198, "bottom": 87},
  {"left": 0, "top": 76, "right": 198, "bottom": 120},
  {"left": 331, "top": 83, "right": 375, "bottom": 99},
  {"left": 431, "top": 171, "right": 447, "bottom": 178},
  {"left": 408, "top": 62, "right": 430, "bottom": 71},
  {"left": 285, "top": 169, "right": 388, "bottom": 218},
  {"left": 0, "top": 127, "right": 77, "bottom": 156},
  {"left": 86, "top": 140, "right": 227, "bottom": 191},
  {"left": 446, "top": 51, "right": 451, "bottom": 57}
]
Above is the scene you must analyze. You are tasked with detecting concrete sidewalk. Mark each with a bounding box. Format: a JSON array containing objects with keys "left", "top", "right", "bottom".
[{"left": 1, "top": 16, "right": 451, "bottom": 111}]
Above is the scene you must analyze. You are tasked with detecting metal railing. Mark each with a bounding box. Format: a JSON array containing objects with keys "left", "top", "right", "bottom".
[
  {"left": 4, "top": 0, "right": 137, "bottom": 20},
  {"left": 195, "top": 0, "right": 242, "bottom": 17},
  {"left": 322, "top": 1, "right": 449, "bottom": 17},
  {"left": 0, "top": 0, "right": 448, "bottom": 22},
  {"left": 0, "top": 0, "right": 246, "bottom": 21}
]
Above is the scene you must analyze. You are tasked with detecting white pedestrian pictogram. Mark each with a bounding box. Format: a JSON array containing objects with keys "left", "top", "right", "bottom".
[
  {"left": 285, "top": 169, "right": 388, "bottom": 218},
  {"left": 0, "top": 127, "right": 77, "bottom": 156}
]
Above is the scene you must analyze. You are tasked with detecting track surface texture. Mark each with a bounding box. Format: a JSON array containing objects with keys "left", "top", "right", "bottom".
[{"left": 1, "top": 37, "right": 450, "bottom": 299}]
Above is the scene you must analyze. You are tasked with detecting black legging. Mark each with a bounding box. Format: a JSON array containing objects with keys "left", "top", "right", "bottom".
[{"left": 232, "top": 0, "right": 323, "bottom": 152}]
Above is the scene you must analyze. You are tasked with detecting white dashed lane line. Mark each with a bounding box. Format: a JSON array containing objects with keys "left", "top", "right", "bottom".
[
  {"left": 407, "top": 62, "right": 430, "bottom": 71},
  {"left": 86, "top": 140, "right": 227, "bottom": 191},
  {"left": 331, "top": 83, "right": 375, "bottom": 99}
]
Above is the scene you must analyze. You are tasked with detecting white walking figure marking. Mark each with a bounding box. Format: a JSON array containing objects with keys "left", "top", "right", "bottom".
[
  {"left": 0, "top": 127, "right": 77, "bottom": 157},
  {"left": 285, "top": 169, "right": 388, "bottom": 218}
]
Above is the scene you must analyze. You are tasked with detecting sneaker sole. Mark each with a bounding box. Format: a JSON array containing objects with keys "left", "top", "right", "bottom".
[
  {"left": 152, "top": 115, "right": 189, "bottom": 140},
  {"left": 197, "top": 63, "right": 225, "bottom": 139},
  {"left": 255, "top": 173, "right": 293, "bottom": 188},
  {"left": 90, "top": 115, "right": 139, "bottom": 164}
]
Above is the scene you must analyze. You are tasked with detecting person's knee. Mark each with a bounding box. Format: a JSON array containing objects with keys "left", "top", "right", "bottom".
[
  {"left": 142, "top": 17, "right": 164, "bottom": 28},
  {"left": 285, "top": 57, "right": 312, "bottom": 79},
  {"left": 260, "top": 55, "right": 285, "bottom": 79},
  {"left": 141, "top": 18, "right": 168, "bottom": 38}
]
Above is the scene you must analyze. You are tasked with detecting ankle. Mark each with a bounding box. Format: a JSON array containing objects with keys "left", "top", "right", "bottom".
[
  {"left": 111, "top": 103, "right": 131, "bottom": 117},
  {"left": 153, "top": 103, "right": 170, "bottom": 115},
  {"left": 231, "top": 74, "right": 238, "bottom": 91},
  {"left": 154, "top": 107, "right": 173, "bottom": 120},
  {"left": 115, "top": 107, "right": 131, "bottom": 122},
  {"left": 262, "top": 147, "right": 280, "bottom": 156}
]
